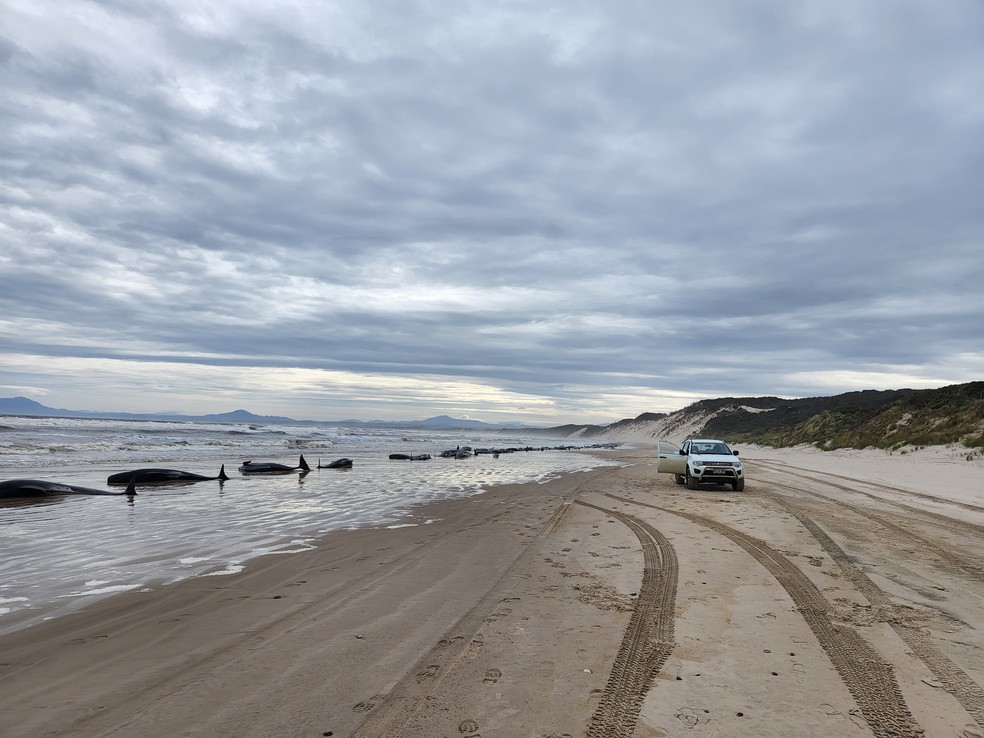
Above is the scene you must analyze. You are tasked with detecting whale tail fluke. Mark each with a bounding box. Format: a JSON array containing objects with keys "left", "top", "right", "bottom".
[
  {"left": 299, "top": 454, "right": 311, "bottom": 471},
  {"left": 218, "top": 464, "right": 229, "bottom": 481}
]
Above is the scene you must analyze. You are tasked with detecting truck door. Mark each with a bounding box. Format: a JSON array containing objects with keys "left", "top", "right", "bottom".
[{"left": 657, "top": 440, "right": 686, "bottom": 475}]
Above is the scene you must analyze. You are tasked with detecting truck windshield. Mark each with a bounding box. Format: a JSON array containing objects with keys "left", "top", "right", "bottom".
[{"left": 693, "top": 443, "right": 729, "bottom": 454}]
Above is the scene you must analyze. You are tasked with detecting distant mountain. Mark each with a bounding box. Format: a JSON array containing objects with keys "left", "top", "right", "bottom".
[
  {"left": 0, "top": 397, "right": 55, "bottom": 415},
  {"left": 196, "top": 409, "right": 296, "bottom": 424},
  {"left": 391, "top": 414, "right": 501, "bottom": 429},
  {"left": 0, "top": 397, "right": 297, "bottom": 425},
  {"left": 0, "top": 397, "right": 526, "bottom": 430}
]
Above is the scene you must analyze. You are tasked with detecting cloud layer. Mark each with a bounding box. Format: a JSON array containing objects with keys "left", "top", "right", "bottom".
[{"left": 2, "top": 1, "right": 982, "bottom": 423}]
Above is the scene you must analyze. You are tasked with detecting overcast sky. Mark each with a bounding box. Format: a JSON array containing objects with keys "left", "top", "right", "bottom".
[{"left": 1, "top": 1, "right": 982, "bottom": 425}]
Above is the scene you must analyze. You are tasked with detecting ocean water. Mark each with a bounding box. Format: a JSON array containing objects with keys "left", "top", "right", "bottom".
[{"left": 0, "top": 415, "right": 618, "bottom": 635}]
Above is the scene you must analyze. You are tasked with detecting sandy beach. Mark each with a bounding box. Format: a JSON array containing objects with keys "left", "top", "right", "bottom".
[{"left": 3, "top": 444, "right": 983, "bottom": 737}]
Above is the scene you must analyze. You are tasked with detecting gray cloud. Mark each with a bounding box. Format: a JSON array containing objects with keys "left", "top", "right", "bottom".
[{"left": 1, "top": 1, "right": 981, "bottom": 423}]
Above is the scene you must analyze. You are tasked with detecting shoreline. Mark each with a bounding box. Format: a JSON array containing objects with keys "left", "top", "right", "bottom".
[
  {"left": 1, "top": 462, "right": 629, "bottom": 738},
  {"left": 0, "top": 442, "right": 616, "bottom": 637},
  {"left": 3, "top": 445, "right": 983, "bottom": 737}
]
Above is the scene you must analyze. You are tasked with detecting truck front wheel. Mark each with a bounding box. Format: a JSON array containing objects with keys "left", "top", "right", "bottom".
[
  {"left": 732, "top": 478, "right": 745, "bottom": 492},
  {"left": 686, "top": 471, "right": 700, "bottom": 490}
]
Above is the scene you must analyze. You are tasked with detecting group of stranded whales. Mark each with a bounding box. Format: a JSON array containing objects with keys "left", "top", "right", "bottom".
[
  {"left": 0, "top": 455, "right": 313, "bottom": 499},
  {"left": 411, "top": 443, "right": 615, "bottom": 460},
  {"left": 0, "top": 442, "right": 620, "bottom": 500},
  {"left": 237, "top": 455, "right": 353, "bottom": 471}
]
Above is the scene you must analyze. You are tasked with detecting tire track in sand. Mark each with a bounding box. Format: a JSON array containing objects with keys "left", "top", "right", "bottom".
[
  {"left": 605, "top": 493, "right": 926, "bottom": 738},
  {"left": 575, "top": 500, "right": 678, "bottom": 738},
  {"left": 755, "top": 459, "right": 984, "bottom": 526},
  {"left": 765, "top": 477, "right": 984, "bottom": 583},
  {"left": 768, "top": 494, "right": 984, "bottom": 732}
]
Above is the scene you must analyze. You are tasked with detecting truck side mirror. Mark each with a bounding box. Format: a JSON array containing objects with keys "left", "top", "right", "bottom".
[
  {"left": 679, "top": 449, "right": 687, "bottom": 455},
  {"left": 733, "top": 450, "right": 739, "bottom": 456}
]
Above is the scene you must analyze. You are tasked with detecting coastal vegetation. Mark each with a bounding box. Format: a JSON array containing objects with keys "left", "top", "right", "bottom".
[
  {"left": 699, "top": 381, "right": 984, "bottom": 451},
  {"left": 547, "top": 381, "right": 984, "bottom": 453}
]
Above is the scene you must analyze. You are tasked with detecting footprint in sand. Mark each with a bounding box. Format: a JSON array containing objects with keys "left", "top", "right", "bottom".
[
  {"left": 674, "top": 707, "right": 699, "bottom": 728},
  {"left": 416, "top": 664, "right": 440, "bottom": 681},
  {"left": 483, "top": 668, "right": 502, "bottom": 684},
  {"left": 352, "top": 695, "right": 385, "bottom": 712}
]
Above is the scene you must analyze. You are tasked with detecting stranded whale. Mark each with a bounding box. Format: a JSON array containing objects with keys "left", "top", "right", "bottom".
[
  {"left": 318, "top": 458, "right": 354, "bottom": 468},
  {"left": 238, "top": 455, "right": 311, "bottom": 474},
  {"left": 0, "top": 478, "right": 137, "bottom": 498},
  {"left": 107, "top": 465, "right": 230, "bottom": 485}
]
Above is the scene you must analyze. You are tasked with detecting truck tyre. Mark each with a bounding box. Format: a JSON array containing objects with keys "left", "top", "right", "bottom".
[
  {"left": 732, "top": 478, "right": 745, "bottom": 492},
  {"left": 674, "top": 474, "right": 685, "bottom": 485},
  {"left": 686, "top": 471, "right": 700, "bottom": 490}
]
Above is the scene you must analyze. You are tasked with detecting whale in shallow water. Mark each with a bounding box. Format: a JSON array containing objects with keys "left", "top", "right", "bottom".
[
  {"left": 318, "top": 457, "right": 353, "bottom": 468},
  {"left": 238, "top": 455, "right": 311, "bottom": 474},
  {"left": 107, "top": 465, "right": 230, "bottom": 485},
  {"left": 0, "top": 478, "right": 137, "bottom": 498}
]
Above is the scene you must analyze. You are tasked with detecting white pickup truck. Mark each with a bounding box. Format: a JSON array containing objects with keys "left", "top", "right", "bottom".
[{"left": 657, "top": 438, "right": 745, "bottom": 491}]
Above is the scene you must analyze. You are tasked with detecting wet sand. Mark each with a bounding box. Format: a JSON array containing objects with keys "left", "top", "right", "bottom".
[{"left": 2, "top": 445, "right": 983, "bottom": 737}]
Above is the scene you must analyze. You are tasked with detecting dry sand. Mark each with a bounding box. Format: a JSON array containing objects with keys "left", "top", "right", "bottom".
[{"left": 2, "top": 444, "right": 983, "bottom": 737}]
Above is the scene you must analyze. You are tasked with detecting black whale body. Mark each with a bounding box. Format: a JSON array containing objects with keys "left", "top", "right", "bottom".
[
  {"left": 0, "top": 478, "right": 136, "bottom": 498},
  {"left": 239, "top": 455, "right": 311, "bottom": 474},
  {"left": 318, "top": 458, "right": 353, "bottom": 468},
  {"left": 107, "top": 465, "right": 229, "bottom": 485}
]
